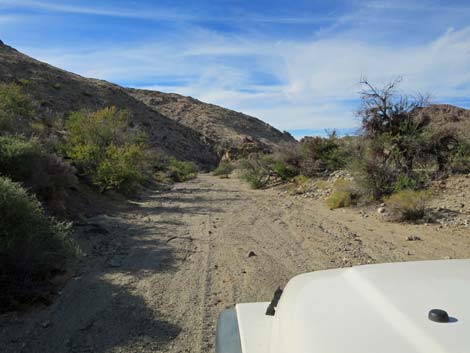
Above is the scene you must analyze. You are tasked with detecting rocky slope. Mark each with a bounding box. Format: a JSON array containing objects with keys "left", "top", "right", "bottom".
[
  {"left": 415, "top": 104, "right": 470, "bottom": 137},
  {"left": 127, "top": 88, "right": 296, "bottom": 155},
  {"left": 0, "top": 40, "right": 296, "bottom": 168}
]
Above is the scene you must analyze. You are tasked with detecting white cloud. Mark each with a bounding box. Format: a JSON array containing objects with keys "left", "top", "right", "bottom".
[
  {"left": 1, "top": 0, "right": 193, "bottom": 21},
  {"left": 2, "top": 0, "right": 336, "bottom": 25},
  {"left": 18, "top": 20, "right": 470, "bottom": 133}
]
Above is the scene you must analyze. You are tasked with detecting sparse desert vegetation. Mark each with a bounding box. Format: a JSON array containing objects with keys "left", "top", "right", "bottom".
[
  {"left": 1, "top": 39, "right": 470, "bottom": 353},
  {"left": 62, "top": 106, "right": 154, "bottom": 194},
  {"left": 212, "top": 161, "right": 235, "bottom": 178},
  {"left": 0, "top": 176, "right": 75, "bottom": 313},
  {"left": 236, "top": 79, "right": 470, "bottom": 225},
  {"left": 0, "top": 83, "right": 203, "bottom": 312}
]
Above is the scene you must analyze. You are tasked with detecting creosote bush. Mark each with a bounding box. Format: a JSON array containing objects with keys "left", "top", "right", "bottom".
[
  {"left": 386, "top": 189, "right": 431, "bottom": 222},
  {"left": 63, "top": 107, "right": 153, "bottom": 193},
  {"left": 0, "top": 176, "right": 76, "bottom": 312},
  {"left": 94, "top": 143, "right": 151, "bottom": 194}
]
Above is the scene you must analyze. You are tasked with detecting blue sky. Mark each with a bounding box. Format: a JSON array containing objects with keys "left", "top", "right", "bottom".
[{"left": 1, "top": 0, "right": 470, "bottom": 138}]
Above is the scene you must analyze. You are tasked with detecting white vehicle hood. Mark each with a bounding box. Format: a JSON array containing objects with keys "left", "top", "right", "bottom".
[{"left": 237, "top": 260, "right": 470, "bottom": 353}]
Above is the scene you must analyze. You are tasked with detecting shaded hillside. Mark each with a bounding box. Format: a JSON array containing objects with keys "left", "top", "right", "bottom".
[
  {"left": 0, "top": 40, "right": 298, "bottom": 168},
  {"left": 127, "top": 88, "right": 297, "bottom": 153},
  {"left": 0, "top": 41, "right": 218, "bottom": 168}
]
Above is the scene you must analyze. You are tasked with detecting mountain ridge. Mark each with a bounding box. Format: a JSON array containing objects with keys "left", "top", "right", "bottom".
[{"left": 0, "top": 40, "right": 296, "bottom": 168}]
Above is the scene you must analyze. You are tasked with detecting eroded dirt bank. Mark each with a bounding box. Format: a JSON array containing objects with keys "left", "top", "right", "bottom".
[{"left": 1, "top": 174, "right": 470, "bottom": 353}]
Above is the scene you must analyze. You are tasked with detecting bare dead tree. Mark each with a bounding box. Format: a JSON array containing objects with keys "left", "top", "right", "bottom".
[
  {"left": 358, "top": 77, "right": 430, "bottom": 137},
  {"left": 357, "top": 78, "right": 432, "bottom": 179}
]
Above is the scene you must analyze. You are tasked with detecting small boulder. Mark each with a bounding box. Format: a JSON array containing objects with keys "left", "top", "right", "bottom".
[
  {"left": 377, "top": 207, "right": 386, "bottom": 214},
  {"left": 406, "top": 235, "right": 422, "bottom": 241},
  {"left": 247, "top": 251, "right": 257, "bottom": 258}
]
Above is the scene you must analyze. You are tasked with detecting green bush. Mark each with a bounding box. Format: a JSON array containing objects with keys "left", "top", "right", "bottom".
[
  {"left": 167, "top": 158, "right": 198, "bottom": 182},
  {"left": 0, "top": 135, "right": 77, "bottom": 212},
  {"left": 63, "top": 107, "right": 153, "bottom": 193},
  {"left": 273, "top": 160, "right": 299, "bottom": 180},
  {"left": 0, "top": 176, "right": 75, "bottom": 312},
  {"left": 450, "top": 140, "right": 470, "bottom": 173},
  {"left": 349, "top": 146, "right": 399, "bottom": 199},
  {"left": 94, "top": 144, "right": 151, "bottom": 194},
  {"left": 393, "top": 172, "right": 430, "bottom": 192},
  {"left": 151, "top": 154, "right": 199, "bottom": 183},
  {"left": 0, "top": 82, "right": 35, "bottom": 134},
  {"left": 212, "top": 161, "right": 235, "bottom": 178},
  {"left": 299, "top": 134, "right": 349, "bottom": 176},
  {"left": 327, "top": 191, "right": 351, "bottom": 209},
  {"left": 239, "top": 157, "right": 271, "bottom": 189},
  {"left": 243, "top": 169, "right": 269, "bottom": 189},
  {"left": 386, "top": 189, "right": 431, "bottom": 222},
  {"left": 0, "top": 135, "right": 40, "bottom": 181},
  {"left": 326, "top": 179, "right": 360, "bottom": 209}
]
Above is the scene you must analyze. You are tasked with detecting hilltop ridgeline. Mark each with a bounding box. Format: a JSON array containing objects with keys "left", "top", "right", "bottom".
[{"left": 0, "top": 40, "right": 296, "bottom": 168}]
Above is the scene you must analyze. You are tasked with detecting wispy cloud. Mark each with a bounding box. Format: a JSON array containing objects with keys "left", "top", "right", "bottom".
[
  {"left": 4, "top": 1, "right": 470, "bottom": 137},
  {"left": 21, "top": 25, "right": 470, "bottom": 133},
  {"left": 2, "top": 0, "right": 335, "bottom": 25},
  {"left": 1, "top": 0, "right": 193, "bottom": 21}
]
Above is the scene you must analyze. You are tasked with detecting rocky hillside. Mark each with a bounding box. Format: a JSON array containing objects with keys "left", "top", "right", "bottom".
[
  {"left": 0, "top": 40, "right": 296, "bottom": 168},
  {"left": 127, "top": 88, "right": 296, "bottom": 155},
  {"left": 415, "top": 104, "right": 470, "bottom": 138}
]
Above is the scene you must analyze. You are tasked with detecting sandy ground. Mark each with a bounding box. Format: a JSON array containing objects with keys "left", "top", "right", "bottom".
[{"left": 1, "top": 174, "right": 470, "bottom": 353}]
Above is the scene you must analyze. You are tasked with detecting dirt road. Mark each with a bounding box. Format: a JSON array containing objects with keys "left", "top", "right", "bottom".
[{"left": 2, "top": 174, "right": 470, "bottom": 353}]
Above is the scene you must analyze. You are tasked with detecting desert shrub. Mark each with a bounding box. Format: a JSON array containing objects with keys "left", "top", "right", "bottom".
[
  {"left": 314, "top": 180, "right": 330, "bottom": 189},
  {"left": 327, "top": 191, "right": 351, "bottom": 209},
  {"left": 243, "top": 169, "right": 269, "bottom": 189},
  {"left": 350, "top": 152, "right": 398, "bottom": 199},
  {"left": 151, "top": 153, "right": 198, "bottom": 183},
  {"left": 239, "top": 154, "right": 300, "bottom": 188},
  {"left": 0, "top": 135, "right": 77, "bottom": 212},
  {"left": 239, "top": 157, "right": 272, "bottom": 189},
  {"left": 273, "top": 160, "right": 299, "bottom": 180},
  {"left": 167, "top": 158, "right": 198, "bottom": 182},
  {"left": 0, "top": 176, "right": 75, "bottom": 312},
  {"left": 273, "top": 144, "right": 302, "bottom": 169},
  {"left": 386, "top": 189, "right": 431, "bottom": 222},
  {"left": 0, "top": 82, "right": 35, "bottom": 134},
  {"left": 450, "top": 140, "right": 470, "bottom": 173},
  {"left": 94, "top": 144, "right": 151, "bottom": 194},
  {"left": 392, "top": 171, "right": 430, "bottom": 192},
  {"left": 326, "top": 179, "right": 360, "bottom": 209},
  {"left": 213, "top": 161, "right": 235, "bottom": 178},
  {"left": 63, "top": 107, "right": 153, "bottom": 192},
  {"left": 153, "top": 171, "right": 172, "bottom": 183},
  {"left": 299, "top": 134, "right": 349, "bottom": 176},
  {"left": 289, "top": 174, "right": 310, "bottom": 194},
  {"left": 0, "top": 135, "right": 41, "bottom": 181},
  {"left": 353, "top": 78, "right": 447, "bottom": 198}
]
